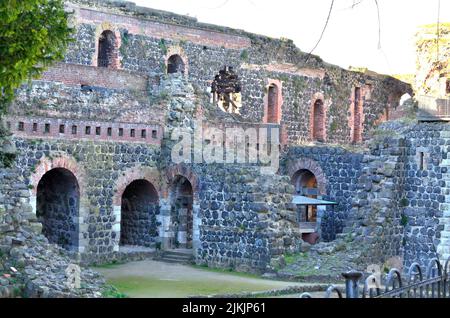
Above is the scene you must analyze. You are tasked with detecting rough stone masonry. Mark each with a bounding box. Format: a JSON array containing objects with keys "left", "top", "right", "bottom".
[{"left": 3, "top": 0, "right": 449, "bottom": 298}]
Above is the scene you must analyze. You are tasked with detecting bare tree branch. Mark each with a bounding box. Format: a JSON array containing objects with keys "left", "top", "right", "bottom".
[
  {"left": 338, "top": 0, "right": 364, "bottom": 11},
  {"left": 374, "top": 0, "right": 382, "bottom": 50},
  {"left": 305, "top": 0, "right": 335, "bottom": 63},
  {"left": 352, "top": 0, "right": 364, "bottom": 9}
]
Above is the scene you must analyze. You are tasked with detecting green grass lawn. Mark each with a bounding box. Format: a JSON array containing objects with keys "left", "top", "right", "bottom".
[
  {"left": 189, "top": 265, "right": 261, "bottom": 279},
  {"left": 95, "top": 263, "right": 289, "bottom": 298},
  {"left": 106, "top": 276, "right": 279, "bottom": 298}
]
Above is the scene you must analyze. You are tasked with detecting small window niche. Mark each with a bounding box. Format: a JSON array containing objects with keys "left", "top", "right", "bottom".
[
  {"left": 97, "top": 30, "right": 118, "bottom": 68},
  {"left": 417, "top": 149, "right": 428, "bottom": 171},
  {"left": 265, "top": 81, "right": 283, "bottom": 124},
  {"left": 167, "top": 54, "right": 186, "bottom": 75}
]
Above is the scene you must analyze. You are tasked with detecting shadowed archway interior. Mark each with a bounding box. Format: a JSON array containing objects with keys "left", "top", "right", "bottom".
[
  {"left": 98, "top": 30, "right": 117, "bottom": 68},
  {"left": 120, "top": 179, "right": 159, "bottom": 247},
  {"left": 292, "top": 169, "right": 318, "bottom": 223},
  {"left": 170, "top": 176, "right": 194, "bottom": 249},
  {"left": 36, "top": 168, "right": 80, "bottom": 250},
  {"left": 312, "top": 99, "right": 325, "bottom": 142},
  {"left": 167, "top": 54, "right": 185, "bottom": 74}
]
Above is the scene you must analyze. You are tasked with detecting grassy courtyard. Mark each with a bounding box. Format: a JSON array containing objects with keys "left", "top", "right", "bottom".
[{"left": 94, "top": 260, "right": 305, "bottom": 298}]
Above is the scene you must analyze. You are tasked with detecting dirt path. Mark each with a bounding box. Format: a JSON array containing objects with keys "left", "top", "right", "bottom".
[{"left": 95, "top": 260, "right": 313, "bottom": 298}]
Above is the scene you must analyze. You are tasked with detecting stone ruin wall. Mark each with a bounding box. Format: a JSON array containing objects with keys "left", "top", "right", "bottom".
[
  {"left": 282, "top": 147, "right": 364, "bottom": 242},
  {"left": 17, "top": 0, "right": 409, "bottom": 145},
  {"left": 402, "top": 124, "right": 450, "bottom": 266},
  {"left": 0, "top": 165, "right": 106, "bottom": 298},
  {"left": 415, "top": 23, "right": 450, "bottom": 97},
  {"left": 342, "top": 122, "right": 450, "bottom": 269},
  {"left": 0, "top": 0, "right": 421, "bottom": 293}
]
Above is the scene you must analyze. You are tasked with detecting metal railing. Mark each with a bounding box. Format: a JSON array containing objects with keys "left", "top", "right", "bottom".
[{"left": 300, "top": 257, "right": 450, "bottom": 298}]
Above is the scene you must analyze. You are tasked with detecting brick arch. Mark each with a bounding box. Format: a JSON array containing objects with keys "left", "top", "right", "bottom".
[
  {"left": 310, "top": 92, "right": 327, "bottom": 142},
  {"left": 164, "top": 164, "right": 199, "bottom": 200},
  {"left": 30, "top": 154, "right": 87, "bottom": 197},
  {"left": 286, "top": 157, "right": 327, "bottom": 195},
  {"left": 113, "top": 166, "right": 161, "bottom": 206},
  {"left": 93, "top": 23, "right": 122, "bottom": 69},
  {"left": 29, "top": 154, "right": 88, "bottom": 252},
  {"left": 165, "top": 46, "right": 189, "bottom": 77}
]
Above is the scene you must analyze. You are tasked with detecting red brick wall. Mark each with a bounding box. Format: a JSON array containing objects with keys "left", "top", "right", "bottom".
[
  {"left": 309, "top": 93, "right": 327, "bottom": 142},
  {"left": 40, "top": 62, "right": 148, "bottom": 91},
  {"left": 6, "top": 116, "right": 163, "bottom": 146},
  {"left": 76, "top": 7, "right": 251, "bottom": 50}
]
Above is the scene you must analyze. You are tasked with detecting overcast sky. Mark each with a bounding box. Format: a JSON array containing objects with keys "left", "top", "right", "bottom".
[{"left": 131, "top": 0, "right": 450, "bottom": 76}]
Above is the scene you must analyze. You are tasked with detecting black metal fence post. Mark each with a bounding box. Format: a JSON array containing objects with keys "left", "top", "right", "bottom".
[{"left": 342, "top": 270, "right": 363, "bottom": 298}]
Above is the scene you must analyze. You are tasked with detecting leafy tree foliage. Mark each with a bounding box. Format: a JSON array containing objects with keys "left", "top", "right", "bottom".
[{"left": 0, "top": 0, "right": 73, "bottom": 114}]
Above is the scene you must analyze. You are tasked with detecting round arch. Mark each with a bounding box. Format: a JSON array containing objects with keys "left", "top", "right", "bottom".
[
  {"left": 30, "top": 154, "right": 87, "bottom": 201},
  {"left": 111, "top": 166, "right": 161, "bottom": 251},
  {"left": 164, "top": 164, "right": 199, "bottom": 200},
  {"left": 93, "top": 22, "right": 122, "bottom": 69},
  {"left": 286, "top": 157, "right": 327, "bottom": 196},
  {"left": 120, "top": 179, "right": 160, "bottom": 247},
  {"left": 165, "top": 46, "right": 189, "bottom": 77},
  {"left": 163, "top": 164, "right": 200, "bottom": 252},
  {"left": 29, "top": 154, "right": 88, "bottom": 252},
  {"left": 113, "top": 166, "right": 161, "bottom": 206},
  {"left": 36, "top": 168, "right": 80, "bottom": 250}
]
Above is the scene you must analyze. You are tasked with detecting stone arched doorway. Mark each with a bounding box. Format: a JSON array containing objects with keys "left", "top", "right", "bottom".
[
  {"left": 169, "top": 175, "right": 194, "bottom": 249},
  {"left": 97, "top": 30, "right": 118, "bottom": 68},
  {"left": 120, "top": 179, "right": 159, "bottom": 247},
  {"left": 167, "top": 54, "right": 186, "bottom": 75},
  {"left": 36, "top": 168, "right": 80, "bottom": 251},
  {"left": 292, "top": 169, "right": 319, "bottom": 223}
]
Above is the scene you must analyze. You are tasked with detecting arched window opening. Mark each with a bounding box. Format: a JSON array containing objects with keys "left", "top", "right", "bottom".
[
  {"left": 167, "top": 54, "right": 185, "bottom": 75},
  {"left": 400, "top": 93, "right": 412, "bottom": 106},
  {"left": 36, "top": 168, "right": 80, "bottom": 250},
  {"left": 267, "top": 84, "right": 279, "bottom": 123},
  {"left": 292, "top": 169, "right": 318, "bottom": 223},
  {"left": 98, "top": 30, "right": 117, "bottom": 68},
  {"left": 170, "top": 176, "right": 194, "bottom": 249},
  {"left": 120, "top": 180, "right": 159, "bottom": 247},
  {"left": 312, "top": 99, "right": 325, "bottom": 142}
]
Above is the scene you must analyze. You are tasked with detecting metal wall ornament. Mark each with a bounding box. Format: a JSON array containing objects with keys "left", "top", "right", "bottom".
[{"left": 211, "top": 66, "right": 242, "bottom": 114}]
